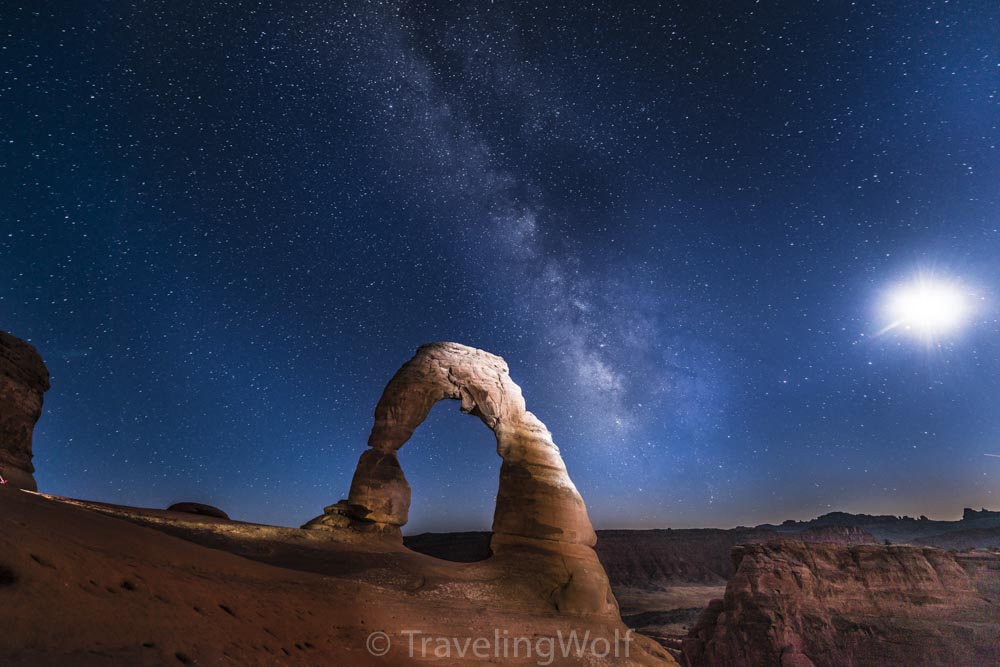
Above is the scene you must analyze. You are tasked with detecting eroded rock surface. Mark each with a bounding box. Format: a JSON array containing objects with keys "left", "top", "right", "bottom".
[
  {"left": 0, "top": 330, "right": 50, "bottom": 491},
  {"left": 682, "top": 541, "right": 1000, "bottom": 667},
  {"left": 788, "top": 525, "right": 879, "bottom": 545},
  {"left": 305, "top": 342, "right": 616, "bottom": 618}
]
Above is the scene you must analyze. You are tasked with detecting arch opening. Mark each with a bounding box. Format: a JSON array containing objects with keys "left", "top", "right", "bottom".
[
  {"left": 398, "top": 400, "right": 498, "bottom": 562},
  {"left": 308, "top": 342, "right": 597, "bottom": 547}
]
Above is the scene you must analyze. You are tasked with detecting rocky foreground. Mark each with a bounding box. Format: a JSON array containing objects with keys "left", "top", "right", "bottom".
[{"left": 0, "top": 487, "right": 674, "bottom": 666}]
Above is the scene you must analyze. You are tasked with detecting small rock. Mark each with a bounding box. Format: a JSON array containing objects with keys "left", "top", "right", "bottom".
[{"left": 167, "top": 502, "right": 229, "bottom": 520}]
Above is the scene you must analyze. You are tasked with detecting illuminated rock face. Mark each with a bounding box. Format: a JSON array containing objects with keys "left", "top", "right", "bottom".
[
  {"left": 0, "top": 330, "right": 50, "bottom": 491},
  {"left": 306, "top": 342, "right": 615, "bottom": 616}
]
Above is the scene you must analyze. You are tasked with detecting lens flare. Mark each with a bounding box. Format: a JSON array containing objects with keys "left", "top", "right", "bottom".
[{"left": 879, "top": 274, "right": 972, "bottom": 342}]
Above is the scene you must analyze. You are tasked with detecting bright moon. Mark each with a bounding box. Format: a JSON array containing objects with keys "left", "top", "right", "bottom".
[{"left": 881, "top": 275, "right": 971, "bottom": 340}]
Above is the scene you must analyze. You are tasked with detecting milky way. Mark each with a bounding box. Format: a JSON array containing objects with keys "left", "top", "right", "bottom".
[{"left": 3, "top": 1, "right": 999, "bottom": 531}]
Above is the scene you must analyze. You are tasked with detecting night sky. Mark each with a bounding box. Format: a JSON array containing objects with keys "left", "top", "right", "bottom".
[{"left": 3, "top": 1, "right": 999, "bottom": 532}]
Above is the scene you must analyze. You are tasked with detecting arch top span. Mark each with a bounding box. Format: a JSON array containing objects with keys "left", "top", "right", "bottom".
[{"left": 367, "top": 342, "right": 517, "bottom": 451}]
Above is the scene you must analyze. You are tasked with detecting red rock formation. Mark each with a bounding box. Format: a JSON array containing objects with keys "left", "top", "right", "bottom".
[
  {"left": 682, "top": 541, "right": 1000, "bottom": 667},
  {"left": 0, "top": 330, "right": 50, "bottom": 491},
  {"left": 305, "top": 342, "right": 617, "bottom": 617}
]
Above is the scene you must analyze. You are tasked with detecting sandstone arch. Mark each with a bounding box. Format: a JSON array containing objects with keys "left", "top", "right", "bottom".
[{"left": 305, "top": 342, "right": 616, "bottom": 616}]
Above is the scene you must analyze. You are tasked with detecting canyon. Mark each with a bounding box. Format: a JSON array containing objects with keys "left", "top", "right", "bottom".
[{"left": 683, "top": 541, "right": 1000, "bottom": 667}]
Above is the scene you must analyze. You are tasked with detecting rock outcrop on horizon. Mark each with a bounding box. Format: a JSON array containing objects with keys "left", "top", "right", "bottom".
[
  {"left": 0, "top": 330, "right": 50, "bottom": 491},
  {"left": 167, "top": 502, "right": 230, "bottom": 520},
  {"left": 963, "top": 507, "right": 1000, "bottom": 521},
  {"left": 762, "top": 508, "right": 1000, "bottom": 546},
  {"left": 682, "top": 541, "right": 1000, "bottom": 667},
  {"left": 305, "top": 342, "right": 617, "bottom": 617}
]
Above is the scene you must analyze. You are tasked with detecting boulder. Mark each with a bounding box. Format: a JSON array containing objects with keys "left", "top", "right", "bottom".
[
  {"left": 166, "top": 502, "right": 230, "bottom": 520},
  {"left": 0, "top": 330, "right": 51, "bottom": 491}
]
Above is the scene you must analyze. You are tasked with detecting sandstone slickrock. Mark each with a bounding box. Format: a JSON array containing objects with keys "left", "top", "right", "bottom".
[
  {"left": 305, "top": 342, "right": 616, "bottom": 617},
  {"left": 1, "top": 487, "right": 676, "bottom": 665},
  {"left": 0, "top": 330, "right": 50, "bottom": 491},
  {"left": 167, "top": 502, "right": 230, "bottom": 520},
  {"left": 682, "top": 541, "right": 1000, "bottom": 667}
]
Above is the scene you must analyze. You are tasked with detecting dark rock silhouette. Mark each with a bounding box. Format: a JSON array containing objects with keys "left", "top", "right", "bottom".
[
  {"left": 0, "top": 330, "right": 50, "bottom": 491},
  {"left": 760, "top": 508, "right": 1000, "bottom": 546},
  {"left": 167, "top": 502, "right": 230, "bottom": 520},
  {"left": 964, "top": 507, "right": 1000, "bottom": 521}
]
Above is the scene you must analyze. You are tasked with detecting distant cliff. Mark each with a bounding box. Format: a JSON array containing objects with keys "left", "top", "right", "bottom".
[
  {"left": 593, "top": 529, "right": 776, "bottom": 586},
  {"left": 760, "top": 508, "right": 1000, "bottom": 546},
  {"left": 963, "top": 507, "right": 1000, "bottom": 521},
  {"left": 682, "top": 541, "right": 1000, "bottom": 667}
]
